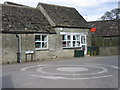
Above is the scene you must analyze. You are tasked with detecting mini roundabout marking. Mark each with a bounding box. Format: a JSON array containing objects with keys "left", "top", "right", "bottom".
[{"left": 20, "top": 64, "right": 118, "bottom": 80}]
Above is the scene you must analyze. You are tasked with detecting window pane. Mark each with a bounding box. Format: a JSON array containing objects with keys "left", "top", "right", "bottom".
[
  {"left": 42, "top": 42, "right": 47, "bottom": 48},
  {"left": 73, "top": 41, "right": 79, "bottom": 47},
  {"left": 35, "top": 35, "right": 41, "bottom": 41},
  {"left": 81, "top": 45, "right": 85, "bottom": 50},
  {"left": 62, "top": 35, "right": 68, "bottom": 40},
  {"left": 35, "top": 42, "right": 41, "bottom": 48},
  {"left": 42, "top": 35, "right": 47, "bottom": 41},
  {"left": 73, "top": 35, "right": 76, "bottom": 40},
  {"left": 62, "top": 35, "right": 65, "bottom": 40},
  {"left": 67, "top": 41, "right": 71, "bottom": 47},
  {"left": 81, "top": 36, "right": 85, "bottom": 44},
  {"left": 76, "top": 41, "right": 80, "bottom": 46},
  {"left": 76, "top": 35, "right": 80, "bottom": 40},
  {"left": 67, "top": 35, "right": 71, "bottom": 40},
  {"left": 73, "top": 41, "right": 75, "bottom": 47},
  {"left": 73, "top": 35, "right": 80, "bottom": 40},
  {"left": 62, "top": 41, "right": 66, "bottom": 47}
]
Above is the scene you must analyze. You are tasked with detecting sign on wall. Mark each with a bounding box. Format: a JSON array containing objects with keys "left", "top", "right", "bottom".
[{"left": 25, "top": 51, "right": 34, "bottom": 54}]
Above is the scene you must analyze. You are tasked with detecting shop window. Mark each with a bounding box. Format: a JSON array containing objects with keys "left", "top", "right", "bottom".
[{"left": 35, "top": 34, "right": 48, "bottom": 49}]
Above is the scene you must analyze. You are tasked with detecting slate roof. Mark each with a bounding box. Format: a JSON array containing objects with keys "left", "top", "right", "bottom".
[
  {"left": 88, "top": 20, "right": 120, "bottom": 36},
  {"left": 1, "top": 3, "right": 56, "bottom": 34},
  {"left": 37, "top": 3, "right": 88, "bottom": 28}
]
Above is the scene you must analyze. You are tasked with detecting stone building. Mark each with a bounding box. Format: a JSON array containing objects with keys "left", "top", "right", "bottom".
[
  {"left": 88, "top": 19, "right": 120, "bottom": 56},
  {"left": 1, "top": 2, "right": 90, "bottom": 63}
]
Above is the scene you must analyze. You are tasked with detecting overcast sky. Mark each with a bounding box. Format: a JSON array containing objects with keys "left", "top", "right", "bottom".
[{"left": 0, "top": 0, "right": 119, "bottom": 21}]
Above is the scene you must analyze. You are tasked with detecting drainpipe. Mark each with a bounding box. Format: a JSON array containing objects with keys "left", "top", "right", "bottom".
[{"left": 16, "top": 34, "right": 21, "bottom": 63}]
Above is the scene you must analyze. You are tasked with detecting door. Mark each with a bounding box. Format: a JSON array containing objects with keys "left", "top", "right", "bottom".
[{"left": 80, "top": 35, "right": 87, "bottom": 54}]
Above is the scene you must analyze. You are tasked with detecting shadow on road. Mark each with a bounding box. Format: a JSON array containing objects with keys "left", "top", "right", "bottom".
[{"left": 2, "top": 75, "right": 14, "bottom": 89}]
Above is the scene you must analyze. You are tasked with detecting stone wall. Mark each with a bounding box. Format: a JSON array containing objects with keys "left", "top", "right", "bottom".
[
  {"left": 2, "top": 34, "right": 18, "bottom": 63},
  {"left": 99, "top": 46, "right": 118, "bottom": 56},
  {"left": 92, "top": 36, "right": 119, "bottom": 47},
  {"left": 35, "top": 28, "right": 90, "bottom": 60},
  {"left": 91, "top": 36, "right": 119, "bottom": 56},
  {"left": 2, "top": 28, "right": 90, "bottom": 63}
]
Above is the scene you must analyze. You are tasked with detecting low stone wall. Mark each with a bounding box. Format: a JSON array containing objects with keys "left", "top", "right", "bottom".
[
  {"left": 34, "top": 49, "right": 74, "bottom": 61},
  {"left": 99, "top": 46, "right": 118, "bottom": 56}
]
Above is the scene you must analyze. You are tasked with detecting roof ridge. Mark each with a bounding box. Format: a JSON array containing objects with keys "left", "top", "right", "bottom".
[
  {"left": 3, "top": 1, "right": 37, "bottom": 9},
  {"left": 38, "top": 2, "right": 75, "bottom": 9},
  {"left": 2, "top": 3, "right": 37, "bottom": 10},
  {"left": 4, "top": 1, "right": 27, "bottom": 6}
]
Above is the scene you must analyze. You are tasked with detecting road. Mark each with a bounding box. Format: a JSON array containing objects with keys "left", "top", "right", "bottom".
[{"left": 1, "top": 55, "right": 119, "bottom": 88}]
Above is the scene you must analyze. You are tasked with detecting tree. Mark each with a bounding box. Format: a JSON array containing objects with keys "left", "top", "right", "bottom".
[{"left": 100, "top": 8, "right": 120, "bottom": 20}]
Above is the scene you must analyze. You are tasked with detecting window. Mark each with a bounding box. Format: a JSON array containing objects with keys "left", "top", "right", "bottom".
[
  {"left": 73, "top": 35, "right": 80, "bottom": 47},
  {"left": 81, "top": 36, "right": 86, "bottom": 44},
  {"left": 62, "top": 34, "right": 81, "bottom": 48},
  {"left": 35, "top": 34, "right": 48, "bottom": 49},
  {"left": 62, "top": 35, "right": 72, "bottom": 47}
]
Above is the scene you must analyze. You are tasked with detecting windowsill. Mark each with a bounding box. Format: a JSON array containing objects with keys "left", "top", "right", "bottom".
[
  {"left": 63, "top": 47, "right": 82, "bottom": 49},
  {"left": 35, "top": 48, "right": 49, "bottom": 51}
]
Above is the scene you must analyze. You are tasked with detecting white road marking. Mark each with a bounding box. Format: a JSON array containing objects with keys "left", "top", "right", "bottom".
[
  {"left": 85, "top": 64, "right": 119, "bottom": 70},
  {"left": 20, "top": 64, "right": 47, "bottom": 71},
  {"left": 57, "top": 67, "right": 88, "bottom": 72},
  {"left": 31, "top": 75, "right": 64, "bottom": 79},
  {"left": 37, "top": 64, "right": 48, "bottom": 67},
  {"left": 107, "top": 65, "right": 119, "bottom": 70},
  {"left": 20, "top": 64, "right": 117, "bottom": 80},
  {"left": 31, "top": 74, "right": 113, "bottom": 80},
  {"left": 21, "top": 66, "right": 36, "bottom": 71},
  {"left": 36, "top": 65, "right": 108, "bottom": 75}
]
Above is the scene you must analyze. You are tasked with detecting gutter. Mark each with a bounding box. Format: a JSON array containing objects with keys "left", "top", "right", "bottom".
[{"left": 52, "top": 26, "right": 91, "bottom": 29}]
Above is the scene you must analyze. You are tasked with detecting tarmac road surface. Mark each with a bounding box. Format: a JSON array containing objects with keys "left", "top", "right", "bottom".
[{"left": 1, "top": 55, "right": 119, "bottom": 88}]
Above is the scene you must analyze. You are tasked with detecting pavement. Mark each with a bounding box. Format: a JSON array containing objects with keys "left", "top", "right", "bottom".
[{"left": 1, "top": 55, "right": 119, "bottom": 88}]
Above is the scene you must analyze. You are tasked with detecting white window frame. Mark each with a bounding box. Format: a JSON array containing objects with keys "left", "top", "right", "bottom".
[
  {"left": 62, "top": 34, "right": 83, "bottom": 48},
  {"left": 62, "top": 35, "right": 73, "bottom": 48},
  {"left": 61, "top": 32, "right": 87, "bottom": 54},
  {"left": 35, "top": 34, "right": 48, "bottom": 50},
  {"left": 72, "top": 34, "right": 81, "bottom": 47}
]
